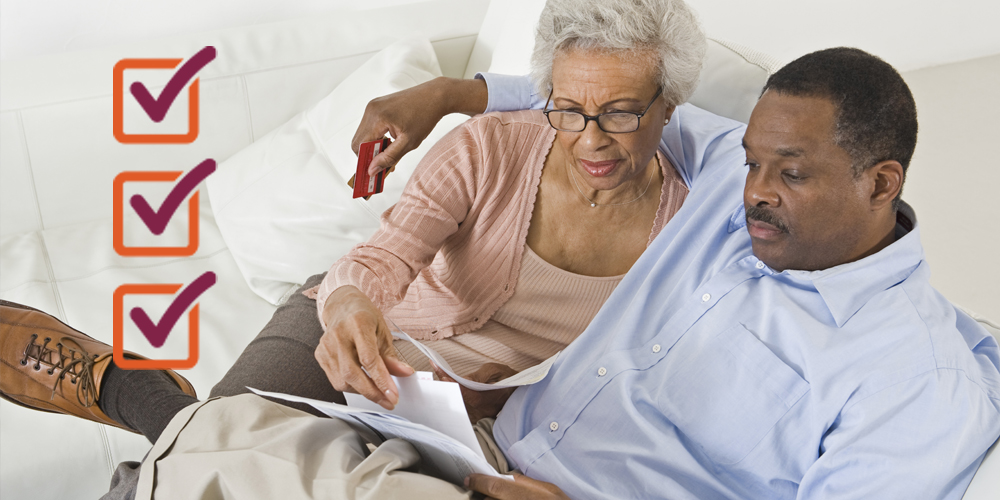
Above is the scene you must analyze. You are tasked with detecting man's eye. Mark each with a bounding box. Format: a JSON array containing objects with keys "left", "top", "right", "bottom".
[
  {"left": 744, "top": 161, "right": 759, "bottom": 170},
  {"left": 783, "top": 172, "right": 804, "bottom": 181}
]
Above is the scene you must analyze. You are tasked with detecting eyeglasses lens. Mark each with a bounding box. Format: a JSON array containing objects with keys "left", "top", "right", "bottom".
[{"left": 547, "top": 111, "right": 639, "bottom": 133}]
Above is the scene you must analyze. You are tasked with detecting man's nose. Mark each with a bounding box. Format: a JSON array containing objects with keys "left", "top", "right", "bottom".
[{"left": 745, "top": 167, "right": 781, "bottom": 207}]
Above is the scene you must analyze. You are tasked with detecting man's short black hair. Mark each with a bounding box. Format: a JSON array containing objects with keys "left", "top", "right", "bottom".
[{"left": 762, "top": 48, "right": 918, "bottom": 200}]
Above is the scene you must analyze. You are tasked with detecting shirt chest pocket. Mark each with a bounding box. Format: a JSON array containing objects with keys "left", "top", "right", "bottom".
[{"left": 655, "top": 323, "right": 809, "bottom": 465}]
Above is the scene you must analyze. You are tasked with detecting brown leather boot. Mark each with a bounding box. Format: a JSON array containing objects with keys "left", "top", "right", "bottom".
[{"left": 0, "top": 300, "right": 197, "bottom": 433}]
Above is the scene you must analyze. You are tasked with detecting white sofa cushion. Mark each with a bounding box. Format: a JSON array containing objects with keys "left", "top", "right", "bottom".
[
  {"left": 207, "top": 38, "right": 470, "bottom": 305},
  {"left": 0, "top": 3, "right": 487, "bottom": 500}
]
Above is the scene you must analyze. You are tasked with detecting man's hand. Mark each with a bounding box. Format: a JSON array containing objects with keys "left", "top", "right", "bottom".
[
  {"left": 352, "top": 76, "right": 488, "bottom": 175},
  {"left": 314, "top": 285, "right": 413, "bottom": 410},
  {"left": 465, "top": 473, "right": 571, "bottom": 500},
  {"left": 435, "top": 362, "right": 518, "bottom": 423}
]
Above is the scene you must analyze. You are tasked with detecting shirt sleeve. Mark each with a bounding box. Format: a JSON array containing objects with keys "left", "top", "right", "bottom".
[
  {"left": 314, "top": 120, "right": 483, "bottom": 326},
  {"left": 657, "top": 104, "right": 747, "bottom": 190},
  {"left": 475, "top": 73, "right": 546, "bottom": 112},
  {"left": 796, "top": 369, "right": 1000, "bottom": 500}
]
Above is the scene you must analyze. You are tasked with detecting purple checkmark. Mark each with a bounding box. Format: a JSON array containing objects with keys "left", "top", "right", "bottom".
[
  {"left": 130, "top": 271, "right": 216, "bottom": 348},
  {"left": 130, "top": 159, "right": 215, "bottom": 235},
  {"left": 130, "top": 46, "right": 216, "bottom": 123}
]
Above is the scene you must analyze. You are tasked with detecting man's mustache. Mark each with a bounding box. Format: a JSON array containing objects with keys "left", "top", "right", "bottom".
[{"left": 745, "top": 205, "right": 789, "bottom": 233}]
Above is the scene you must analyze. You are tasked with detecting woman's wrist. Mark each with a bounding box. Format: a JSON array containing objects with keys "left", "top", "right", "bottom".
[{"left": 322, "top": 285, "right": 363, "bottom": 325}]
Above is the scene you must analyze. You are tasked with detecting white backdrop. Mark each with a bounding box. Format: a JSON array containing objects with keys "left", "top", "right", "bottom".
[{"left": 2, "top": 0, "right": 999, "bottom": 71}]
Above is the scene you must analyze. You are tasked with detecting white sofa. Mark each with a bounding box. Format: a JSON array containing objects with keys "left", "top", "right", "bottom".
[{"left": 1, "top": 0, "right": 996, "bottom": 498}]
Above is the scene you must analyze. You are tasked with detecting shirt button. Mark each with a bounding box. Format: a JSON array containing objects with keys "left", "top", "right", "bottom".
[
  {"left": 702, "top": 293, "right": 711, "bottom": 302},
  {"left": 550, "top": 421, "right": 559, "bottom": 431},
  {"left": 756, "top": 261, "right": 766, "bottom": 269},
  {"left": 597, "top": 367, "right": 607, "bottom": 377},
  {"left": 652, "top": 344, "right": 661, "bottom": 353}
]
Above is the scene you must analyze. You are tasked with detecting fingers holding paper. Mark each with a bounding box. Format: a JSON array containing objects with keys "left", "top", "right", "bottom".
[{"left": 315, "top": 285, "right": 414, "bottom": 410}]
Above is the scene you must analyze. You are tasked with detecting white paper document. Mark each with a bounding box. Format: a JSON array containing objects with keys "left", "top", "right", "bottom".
[
  {"left": 389, "top": 322, "right": 560, "bottom": 391},
  {"left": 343, "top": 371, "right": 483, "bottom": 456},
  {"left": 246, "top": 323, "right": 558, "bottom": 487},
  {"left": 250, "top": 374, "right": 507, "bottom": 487}
]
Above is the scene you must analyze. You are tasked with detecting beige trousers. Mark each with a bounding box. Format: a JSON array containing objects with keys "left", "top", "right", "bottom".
[{"left": 133, "top": 394, "right": 507, "bottom": 500}]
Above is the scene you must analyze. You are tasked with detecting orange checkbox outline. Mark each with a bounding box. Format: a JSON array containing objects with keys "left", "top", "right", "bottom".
[
  {"left": 113, "top": 283, "right": 199, "bottom": 370},
  {"left": 113, "top": 170, "right": 200, "bottom": 257},
  {"left": 113, "top": 58, "right": 200, "bottom": 144}
]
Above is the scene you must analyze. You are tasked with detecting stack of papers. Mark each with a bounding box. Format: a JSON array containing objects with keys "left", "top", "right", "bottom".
[
  {"left": 252, "top": 376, "right": 497, "bottom": 486},
  {"left": 248, "top": 326, "right": 560, "bottom": 487}
]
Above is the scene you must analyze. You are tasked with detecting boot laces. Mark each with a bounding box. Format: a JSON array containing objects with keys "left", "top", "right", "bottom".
[{"left": 19, "top": 334, "right": 98, "bottom": 407}]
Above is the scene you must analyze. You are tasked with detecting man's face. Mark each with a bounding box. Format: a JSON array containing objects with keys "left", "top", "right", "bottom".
[{"left": 742, "top": 91, "right": 875, "bottom": 272}]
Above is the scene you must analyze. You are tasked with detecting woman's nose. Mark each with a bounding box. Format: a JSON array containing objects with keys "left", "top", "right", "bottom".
[{"left": 579, "top": 119, "right": 613, "bottom": 149}]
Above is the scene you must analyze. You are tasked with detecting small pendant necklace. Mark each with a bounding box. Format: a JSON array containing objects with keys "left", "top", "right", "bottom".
[{"left": 567, "top": 159, "right": 657, "bottom": 208}]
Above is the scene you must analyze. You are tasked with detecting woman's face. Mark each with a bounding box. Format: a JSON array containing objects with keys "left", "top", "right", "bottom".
[{"left": 549, "top": 47, "right": 674, "bottom": 192}]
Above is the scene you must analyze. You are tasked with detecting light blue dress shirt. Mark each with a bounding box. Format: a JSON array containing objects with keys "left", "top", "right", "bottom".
[{"left": 478, "top": 73, "right": 1000, "bottom": 499}]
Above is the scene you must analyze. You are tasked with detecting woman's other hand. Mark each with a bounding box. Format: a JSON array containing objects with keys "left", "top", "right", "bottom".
[
  {"left": 352, "top": 76, "right": 489, "bottom": 175},
  {"left": 315, "top": 285, "right": 413, "bottom": 410},
  {"left": 435, "top": 362, "right": 518, "bottom": 423}
]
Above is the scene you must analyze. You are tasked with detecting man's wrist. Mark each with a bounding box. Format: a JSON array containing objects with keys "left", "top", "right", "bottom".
[{"left": 432, "top": 76, "right": 488, "bottom": 116}]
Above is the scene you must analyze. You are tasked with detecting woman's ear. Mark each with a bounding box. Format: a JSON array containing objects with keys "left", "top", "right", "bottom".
[
  {"left": 664, "top": 104, "right": 677, "bottom": 125},
  {"left": 869, "top": 160, "right": 905, "bottom": 209}
]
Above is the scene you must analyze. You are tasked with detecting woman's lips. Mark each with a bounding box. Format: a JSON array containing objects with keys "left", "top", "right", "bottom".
[
  {"left": 747, "top": 219, "right": 786, "bottom": 240},
  {"left": 580, "top": 159, "right": 619, "bottom": 177}
]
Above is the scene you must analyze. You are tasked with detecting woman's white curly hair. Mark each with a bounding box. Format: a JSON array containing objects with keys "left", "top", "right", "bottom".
[{"left": 530, "top": 0, "right": 706, "bottom": 107}]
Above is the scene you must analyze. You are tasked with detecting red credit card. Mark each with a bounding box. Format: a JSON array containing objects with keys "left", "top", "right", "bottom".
[{"left": 350, "top": 138, "right": 392, "bottom": 199}]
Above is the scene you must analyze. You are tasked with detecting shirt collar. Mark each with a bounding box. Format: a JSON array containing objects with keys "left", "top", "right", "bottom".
[{"left": 782, "top": 202, "right": 925, "bottom": 327}]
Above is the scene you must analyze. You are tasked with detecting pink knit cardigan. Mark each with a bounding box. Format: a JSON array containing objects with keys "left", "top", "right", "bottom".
[{"left": 313, "top": 110, "right": 688, "bottom": 341}]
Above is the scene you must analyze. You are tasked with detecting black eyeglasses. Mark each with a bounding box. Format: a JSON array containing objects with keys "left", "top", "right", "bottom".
[{"left": 543, "top": 87, "right": 663, "bottom": 134}]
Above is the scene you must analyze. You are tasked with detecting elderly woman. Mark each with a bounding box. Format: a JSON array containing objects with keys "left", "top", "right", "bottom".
[
  {"left": 1, "top": 0, "right": 708, "bottom": 498},
  {"left": 309, "top": 0, "right": 704, "bottom": 411}
]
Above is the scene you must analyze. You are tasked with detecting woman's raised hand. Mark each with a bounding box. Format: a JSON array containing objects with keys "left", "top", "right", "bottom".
[
  {"left": 352, "top": 76, "right": 489, "bottom": 175},
  {"left": 314, "top": 285, "right": 413, "bottom": 410}
]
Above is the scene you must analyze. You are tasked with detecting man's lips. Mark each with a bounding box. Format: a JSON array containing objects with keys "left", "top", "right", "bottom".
[
  {"left": 747, "top": 218, "right": 786, "bottom": 240},
  {"left": 580, "top": 159, "right": 619, "bottom": 177}
]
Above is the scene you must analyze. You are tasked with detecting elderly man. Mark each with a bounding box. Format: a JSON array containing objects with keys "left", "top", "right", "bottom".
[
  {"left": 359, "top": 46, "right": 1000, "bottom": 499},
  {"left": 2, "top": 48, "right": 998, "bottom": 500}
]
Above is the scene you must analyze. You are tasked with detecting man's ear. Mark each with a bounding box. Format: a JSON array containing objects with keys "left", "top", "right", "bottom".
[{"left": 869, "top": 160, "right": 904, "bottom": 210}]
